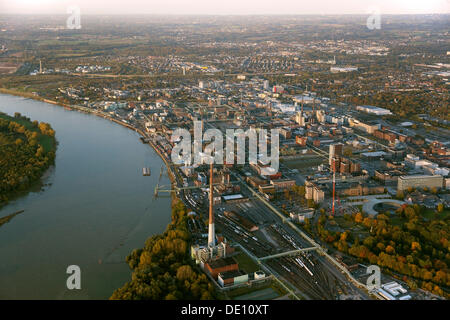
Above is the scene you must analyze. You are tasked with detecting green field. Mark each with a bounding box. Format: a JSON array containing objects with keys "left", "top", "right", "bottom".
[
  {"left": 421, "top": 208, "right": 450, "bottom": 221},
  {"left": 233, "top": 250, "right": 260, "bottom": 274},
  {"left": 282, "top": 156, "right": 325, "bottom": 170}
]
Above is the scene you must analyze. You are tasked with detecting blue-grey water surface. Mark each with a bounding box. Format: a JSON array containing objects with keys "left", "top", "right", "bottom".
[{"left": 0, "top": 94, "right": 171, "bottom": 299}]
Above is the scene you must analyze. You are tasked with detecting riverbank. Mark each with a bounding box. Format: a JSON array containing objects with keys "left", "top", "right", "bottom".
[
  {"left": 0, "top": 92, "right": 174, "bottom": 299},
  {"left": 0, "top": 210, "right": 25, "bottom": 228},
  {"left": 0, "top": 111, "right": 57, "bottom": 208},
  {"left": 110, "top": 196, "right": 215, "bottom": 300},
  {"left": 0, "top": 89, "right": 184, "bottom": 298},
  {"left": 0, "top": 88, "right": 176, "bottom": 176}
]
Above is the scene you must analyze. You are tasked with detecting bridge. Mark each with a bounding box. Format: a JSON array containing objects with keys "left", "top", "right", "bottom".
[{"left": 258, "top": 247, "right": 320, "bottom": 261}]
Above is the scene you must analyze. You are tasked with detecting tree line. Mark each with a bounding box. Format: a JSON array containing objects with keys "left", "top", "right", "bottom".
[
  {"left": 314, "top": 204, "right": 449, "bottom": 298},
  {"left": 110, "top": 199, "right": 215, "bottom": 300},
  {"left": 0, "top": 112, "right": 56, "bottom": 206}
]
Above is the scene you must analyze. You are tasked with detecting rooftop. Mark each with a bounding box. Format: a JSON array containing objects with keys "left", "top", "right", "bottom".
[
  {"left": 218, "top": 270, "right": 245, "bottom": 279},
  {"left": 207, "top": 257, "right": 237, "bottom": 269},
  {"left": 399, "top": 174, "right": 442, "bottom": 180}
]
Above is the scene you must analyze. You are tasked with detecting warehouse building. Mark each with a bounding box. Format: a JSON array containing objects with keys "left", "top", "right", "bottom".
[
  {"left": 218, "top": 270, "right": 249, "bottom": 287},
  {"left": 397, "top": 175, "right": 444, "bottom": 192},
  {"left": 204, "top": 257, "right": 239, "bottom": 280}
]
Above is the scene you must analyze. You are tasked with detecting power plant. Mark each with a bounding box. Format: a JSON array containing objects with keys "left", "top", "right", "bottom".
[
  {"left": 191, "top": 163, "right": 233, "bottom": 263},
  {"left": 208, "top": 163, "right": 216, "bottom": 248}
]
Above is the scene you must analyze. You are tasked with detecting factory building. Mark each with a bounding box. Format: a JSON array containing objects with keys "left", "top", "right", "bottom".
[
  {"left": 218, "top": 270, "right": 249, "bottom": 287},
  {"left": 377, "top": 282, "right": 411, "bottom": 300},
  {"left": 397, "top": 175, "right": 444, "bottom": 192},
  {"left": 191, "top": 164, "right": 235, "bottom": 263},
  {"left": 336, "top": 182, "right": 384, "bottom": 197},
  {"left": 329, "top": 143, "right": 343, "bottom": 166},
  {"left": 348, "top": 118, "right": 381, "bottom": 134},
  {"left": 270, "top": 179, "right": 296, "bottom": 191},
  {"left": 204, "top": 257, "right": 239, "bottom": 280},
  {"left": 305, "top": 181, "right": 325, "bottom": 203},
  {"left": 295, "top": 112, "right": 306, "bottom": 126},
  {"left": 191, "top": 239, "right": 235, "bottom": 263},
  {"left": 224, "top": 210, "right": 259, "bottom": 232}
]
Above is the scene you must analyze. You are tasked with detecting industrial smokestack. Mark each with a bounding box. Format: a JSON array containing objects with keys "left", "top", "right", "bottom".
[
  {"left": 301, "top": 94, "right": 304, "bottom": 116},
  {"left": 208, "top": 163, "right": 215, "bottom": 247}
]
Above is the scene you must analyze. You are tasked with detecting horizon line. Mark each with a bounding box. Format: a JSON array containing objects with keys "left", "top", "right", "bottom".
[{"left": 1, "top": 12, "right": 449, "bottom": 16}]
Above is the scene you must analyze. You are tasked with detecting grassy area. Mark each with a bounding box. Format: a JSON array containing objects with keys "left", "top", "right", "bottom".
[
  {"left": 421, "top": 208, "right": 450, "bottom": 221},
  {"left": 233, "top": 250, "right": 260, "bottom": 274},
  {"left": 390, "top": 215, "right": 406, "bottom": 227},
  {"left": 334, "top": 216, "right": 357, "bottom": 229},
  {"left": 282, "top": 156, "right": 325, "bottom": 170}
]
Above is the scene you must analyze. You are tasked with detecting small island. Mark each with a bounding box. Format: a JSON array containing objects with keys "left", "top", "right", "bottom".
[{"left": 0, "top": 111, "right": 56, "bottom": 208}]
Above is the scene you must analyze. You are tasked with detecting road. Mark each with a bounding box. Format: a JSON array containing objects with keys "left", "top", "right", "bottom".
[
  {"left": 141, "top": 121, "right": 371, "bottom": 300},
  {"left": 229, "top": 170, "right": 372, "bottom": 299}
]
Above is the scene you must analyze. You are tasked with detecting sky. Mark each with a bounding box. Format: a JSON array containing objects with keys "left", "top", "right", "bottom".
[{"left": 0, "top": 0, "right": 449, "bottom": 15}]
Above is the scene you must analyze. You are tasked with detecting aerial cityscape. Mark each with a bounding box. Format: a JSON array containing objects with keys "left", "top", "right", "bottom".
[{"left": 0, "top": 0, "right": 449, "bottom": 307}]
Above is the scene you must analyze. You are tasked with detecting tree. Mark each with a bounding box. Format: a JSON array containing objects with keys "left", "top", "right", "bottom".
[
  {"left": 386, "top": 245, "right": 395, "bottom": 254},
  {"left": 407, "top": 279, "right": 418, "bottom": 290},
  {"left": 404, "top": 206, "right": 416, "bottom": 220},
  {"left": 110, "top": 199, "right": 215, "bottom": 300},
  {"left": 411, "top": 242, "right": 421, "bottom": 251},
  {"left": 176, "top": 265, "right": 194, "bottom": 281},
  {"left": 363, "top": 236, "right": 375, "bottom": 249},
  {"left": 165, "top": 293, "right": 177, "bottom": 300},
  {"left": 376, "top": 242, "right": 386, "bottom": 252},
  {"left": 307, "top": 199, "right": 315, "bottom": 208}
]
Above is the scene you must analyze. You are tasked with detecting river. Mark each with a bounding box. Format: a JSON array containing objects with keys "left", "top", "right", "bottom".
[{"left": 0, "top": 94, "right": 172, "bottom": 299}]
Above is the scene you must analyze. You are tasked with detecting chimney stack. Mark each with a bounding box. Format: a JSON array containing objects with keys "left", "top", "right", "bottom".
[{"left": 208, "top": 163, "right": 215, "bottom": 247}]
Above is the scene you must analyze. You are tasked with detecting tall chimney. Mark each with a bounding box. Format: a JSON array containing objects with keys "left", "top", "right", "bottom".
[
  {"left": 301, "top": 94, "right": 304, "bottom": 116},
  {"left": 208, "top": 163, "right": 215, "bottom": 247}
]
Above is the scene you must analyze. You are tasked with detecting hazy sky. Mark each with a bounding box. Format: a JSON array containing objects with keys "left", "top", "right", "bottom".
[{"left": 1, "top": 0, "right": 449, "bottom": 15}]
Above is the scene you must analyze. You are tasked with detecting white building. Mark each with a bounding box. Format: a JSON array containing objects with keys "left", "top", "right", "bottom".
[
  {"left": 377, "top": 282, "right": 411, "bottom": 300},
  {"left": 397, "top": 175, "right": 444, "bottom": 192},
  {"left": 330, "top": 66, "right": 358, "bottom": 73},
  {"left": 356, "top": 105, "right": 392, "bottom": 116}
]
